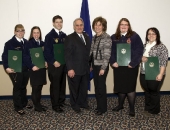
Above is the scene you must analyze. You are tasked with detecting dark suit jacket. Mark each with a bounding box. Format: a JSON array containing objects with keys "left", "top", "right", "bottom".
[{"left": 64, "top": 32, "right": 91, "bottom": 75}]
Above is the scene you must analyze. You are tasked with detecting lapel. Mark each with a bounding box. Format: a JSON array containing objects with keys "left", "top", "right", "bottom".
[
  {"left": 74, "top": 32, "right": 85, "bottom": 45},
  {"left": 51, "top": 29, "right": 59, "bottom": 37}
]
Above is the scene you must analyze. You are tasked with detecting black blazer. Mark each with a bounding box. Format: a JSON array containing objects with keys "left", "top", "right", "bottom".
[{"left": 64, "top": 32, "right": 91, "bottom": 75}]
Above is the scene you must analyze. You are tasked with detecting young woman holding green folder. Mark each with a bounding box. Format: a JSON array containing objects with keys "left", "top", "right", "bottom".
[
  {"left": 24, "top": 26, "right": 47, "bottom": 112},
  {"left": 110, "top": 18, "right": 143, "bottom": 117},
  {"left": 2, "top": 24, "right": 33, "bottom": 115},
  {"left": 140, "top": 27, "right": 168, "bottom": 115}
]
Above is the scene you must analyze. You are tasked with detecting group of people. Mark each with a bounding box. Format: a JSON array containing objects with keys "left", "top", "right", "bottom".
[{"left": 1, "top": 15, "right": 168, "bottom": 117}]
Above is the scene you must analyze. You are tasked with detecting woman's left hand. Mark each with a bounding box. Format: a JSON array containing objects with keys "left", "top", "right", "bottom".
[
  {"left": 99, "top": 69, "right": 104, "bottom": 76},
  {"left": 156, "top": 74, "right": 163, "bottom": 81}
]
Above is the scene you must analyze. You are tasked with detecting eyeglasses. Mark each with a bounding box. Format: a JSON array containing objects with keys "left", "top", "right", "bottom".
[
  {"left": 120, "top": 24, "right": 128, "bottom": 26},
  {"left": 16, "top": 30, "right": 25, "bottom": 32},
  {"left": 148, "top": 33, "right": 156, "bottom": 36}
]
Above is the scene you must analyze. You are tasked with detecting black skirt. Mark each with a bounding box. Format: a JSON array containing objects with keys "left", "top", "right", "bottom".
[
  {"left": 113, "top": 65, "right": 139, "bottom": 93},
  {"left": 29, "top": 68, "right": 47, "bottom": 86}
]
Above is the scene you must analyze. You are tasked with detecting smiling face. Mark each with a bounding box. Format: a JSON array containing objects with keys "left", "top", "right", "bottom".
[
  {"left": 94, "top": 21, "right": 103, "bottom": 36},
  {"left": 147, "top": 29, "right": 157, "bottom": 43},
  {"left": 32, "top": 29, "right": 40, "bottom": 40},
  {"left": 14, "top": 27, "right": 25, "bottom": 39},
  {"left": 74, "top": 19, "right": 84, "bottom": 34},
  {"left": 119, "top": 21, "right": 129, "bottom": 33},
  {"left": 53, "top": 18, "right": 63, "bottom": 30}
]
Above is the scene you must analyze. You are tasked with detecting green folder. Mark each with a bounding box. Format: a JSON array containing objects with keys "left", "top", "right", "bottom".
[
  {"left": 117, "top": 44, "right": 131, "bottom": 66},
  {"left": 145, "top": 57, "right": 159, "bottom": 80},
  {"left": 29, "top": 47, "right": 45, "bottom": 69},
  {"left": 8, "top": 50, "right": 22, "bottom": 72},
  {"left": 53, "top": 44, "right": 65, "bottom": 64}
]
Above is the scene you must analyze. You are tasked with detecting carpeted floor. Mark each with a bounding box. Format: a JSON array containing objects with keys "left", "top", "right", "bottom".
[{"left": 0, "top": 95, "right": 170, "bottom": 130}]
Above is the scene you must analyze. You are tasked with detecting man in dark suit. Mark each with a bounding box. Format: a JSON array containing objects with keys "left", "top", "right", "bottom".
[
  {"left": 44, "top": 15, "right": 67, "bottom": 113},
  {"left": 64, "top": 18, "right": 91, "bottom": 113}
]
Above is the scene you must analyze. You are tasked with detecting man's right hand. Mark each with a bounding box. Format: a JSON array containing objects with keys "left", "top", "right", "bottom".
[
  {"left": 68, "top": 69, "right": 75, "bottom": 78},
  {"left": 6, "top": 68, "right": 15, "bottom": 73},
  {"left": 53, "top": 61, "right": 61, "bottom": 68}
]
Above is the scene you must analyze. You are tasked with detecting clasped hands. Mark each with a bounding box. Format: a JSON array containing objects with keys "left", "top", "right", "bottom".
[
  {"left": 112, "top": 62, "right": 132, "bottom": 68},
  {"left": 32, "top": 62, "right": 48, "bottom": 71}
]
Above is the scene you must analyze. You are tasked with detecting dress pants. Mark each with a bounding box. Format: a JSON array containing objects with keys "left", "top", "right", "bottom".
[
  {"left": 140, "top": 74, "right": 165, "bottom": 114},
  {"left": 9, "top": 67, "right": 29, "bottom": 111},
  {"left": 48, "top": 64, "right": 66, "bottom": 109},
  {"left": 31, "top": 85, "right": 43, "bottom": 109},
  {"left": 93, "top": 65, "right": 109, "bottom": 113},
  {"left": 67, "top": 73, "right": 89, "bottom": 111}
]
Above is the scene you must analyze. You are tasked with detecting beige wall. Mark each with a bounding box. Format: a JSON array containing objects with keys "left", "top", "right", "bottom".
[{"left": 0, "top": 62, "right": 170, "bottom": 96}]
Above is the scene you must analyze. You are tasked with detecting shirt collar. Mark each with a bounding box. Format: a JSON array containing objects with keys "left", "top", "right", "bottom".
[
  {"left": 121, "top": 32, "right": 127, "bottom": 36},
  {"left": 147, "top": 41, "right": 156, "bottom": 46},
  {"left": 34, "top": 38, "right": 40, "bottom": 42},
  {"left": 15, "top": 36, "right": 24, "bottom": 43},
  {"left": 54, "top": 28, "right": 61, "bottom": 35}
]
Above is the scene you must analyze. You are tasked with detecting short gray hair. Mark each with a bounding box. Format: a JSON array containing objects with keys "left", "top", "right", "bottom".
[{"left": 73, "top": 18, "right": 84, "bottom": 26}]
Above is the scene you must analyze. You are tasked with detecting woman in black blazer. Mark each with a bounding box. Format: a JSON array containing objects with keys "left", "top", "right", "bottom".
[{"left": 24, "top": 26, "right": 47, "bottom": 112}]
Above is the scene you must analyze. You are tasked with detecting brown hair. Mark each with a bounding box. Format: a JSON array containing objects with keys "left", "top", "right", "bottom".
[
  {"left": 14, "top": 24, "right": 24, "bottom": 31},
  {"left": 28, "top": 26, "right": 42, "bottom": 41},
  {"left": 52, "top": 15, "right": 63, "bottom": 23},
  {"left": 92, "top": 16, "right": 107, "bottom": 32},
  {"left": 145, "top": 27, "right": 161, "bottom": 45},
  {"left": 115, "top": 18, "right": 134, "bottom": 39}
]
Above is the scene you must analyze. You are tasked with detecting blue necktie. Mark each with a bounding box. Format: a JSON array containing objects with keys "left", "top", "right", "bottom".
[
  {"left": 59, "top": 31, "right": 62, "bottom": 37},
  {"left": 21, "top": 40, "right": 24, "bottom": 45},
  {"left": 36, "top": 41, "right": 40, "bottom": 46}
]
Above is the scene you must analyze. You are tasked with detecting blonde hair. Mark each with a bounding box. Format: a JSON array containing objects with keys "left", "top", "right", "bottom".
[{"left": 14, "top": 24, "right": 24, "bottom": 31}]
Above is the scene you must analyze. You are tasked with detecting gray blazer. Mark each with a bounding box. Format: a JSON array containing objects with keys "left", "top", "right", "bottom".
[{"left": 90, "top": 33, "right": 112, "bottom": 70}]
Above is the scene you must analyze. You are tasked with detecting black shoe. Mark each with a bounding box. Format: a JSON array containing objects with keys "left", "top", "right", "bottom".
[
  {"left": 95, "top": 111, "right": 103, "bottom": 115},
  {"left": 41, "top": 105, "right": 48, "bottom": 109},
  {"left": 129, "top": 111, "right": 135, "bottom": 117},
  {"left": 17, "top": 110, "right": 25, "bottom": 115},
  {"left": 112, "top": 106, "right": 124, "bottom": 112},
  {"left": 60, "top": 102, "right": 70, "bottom": 107},
  {"left": 73, "top": 109, "right": 81, "bottom": 113},
  {"left": 82, "top": 106, "right": 91, "bottom": 110},
  {"left": 42, "top": 107, "right": 47, "bottom": 112},
  {"left": 25, "top": 105, "right": 33, "bottom": 109},
  {"left": 34, "top": 108, "right": 43, "bottom": 112},
  {"left": 53, "top": 107, "right": 64, "bottom": 113},
  {"left": 94, "top": 108, "right": 98, "bottom": 113}
]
